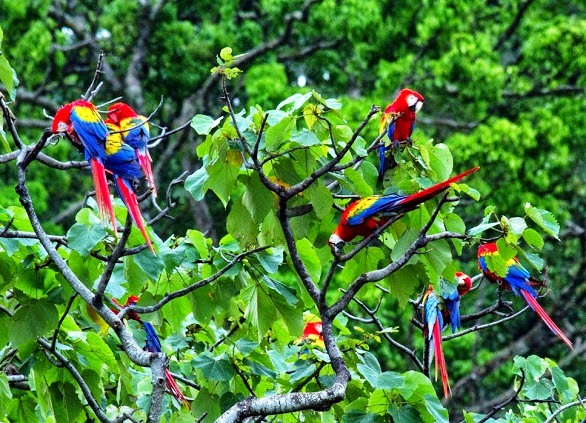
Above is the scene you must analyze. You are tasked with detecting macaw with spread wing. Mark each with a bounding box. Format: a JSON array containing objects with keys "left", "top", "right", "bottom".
[
  {"left": 423, "top": 272, "right": 472, "bottom": 398},
  {"left": 378, "top": 88, "right": 424, "bottom": 182},
  {"left": 328, "top": 167, "right": 479, "bottom": 255},
  {"left": 107, "top": 103, "right": 157, "bottom": 197},
  {"left": 52, "top": 100, "right": 117, "bottom": 233},
  {"left": 477, "top": 243, "right": 573, "bottom": 349},
  {"left": 104, "top": 120, "right": 154, "bottom": 253},
  {"left": 113, "top": 296, "right": 191, "bottom": 409}
]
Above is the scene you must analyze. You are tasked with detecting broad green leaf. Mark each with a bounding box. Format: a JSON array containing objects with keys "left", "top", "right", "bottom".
[
  {"left": 290, "top": 128, "right": 321, "bottom": 146},
  {"left": 265, "top": 115, "right": 295, "bottom": 151},
  {"left": 356, "top": 352, "right": 382, "bottom": 387},
  {"left": 191, "top": 114, "right": 222, "bottom": 135},
  {"left": 467, "top": 221, "right": 499, "bottom": 237},
  {"left": 423, "top": 394, "right": 449, "bottom": 423},
  {"left": 184, "top": 166, "right": 209, "bottom": 201},
  {"left": 307, "top": 183, "right": 334, "bottom": 219},
  {"left": 0, "top": 54, "right": 19, "bottom": 100},
  {"left": 389, "top": 404, "right": 420, "bottom": 423},
  {"left": 277, "top": 92, "right": 312, "bottom": 112},
  {"left": 522, "top": 228, "right": 544, "bottom": 251},
  {"left": 295, "top": 238, "right": 322, "bottom": 282},
  {"left": 242, "top": 175, "right": 275, "bottom": 222},
  {"left": 254, "top": 247, "right": 285, "bottom": 274},
  {"left": 193, "top": 352, "right": 234, "bottom": 381},
  {"left": 524, "top": 203, "right": 560, "bottom": 239},
  {"left": 133, "top": 249, "right": 164, "bottom": 282},
  {"left": 9, "top": 300, "right": 59, "bottom": 346},
  {"left": 66, "top": 223, "right": 107, "bottom": 256},
  {"left": 344, "top": 168, "right": 373, "bottom": 197}
]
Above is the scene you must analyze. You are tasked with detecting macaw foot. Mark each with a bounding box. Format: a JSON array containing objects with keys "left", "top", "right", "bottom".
[{"left": 405, "top": 137, "right": 413, "bottom": 147}]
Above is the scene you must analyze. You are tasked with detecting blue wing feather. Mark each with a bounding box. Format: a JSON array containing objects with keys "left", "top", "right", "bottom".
[{"left": 346, "top": 194, "right": 408, "bottom": 226}]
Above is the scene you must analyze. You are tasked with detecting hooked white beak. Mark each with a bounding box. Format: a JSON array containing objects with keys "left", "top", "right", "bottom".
[{"left": 328, "top": 233, "right": 345, "bottom": 256}]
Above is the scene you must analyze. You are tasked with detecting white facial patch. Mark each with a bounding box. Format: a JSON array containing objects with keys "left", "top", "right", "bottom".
[
  {"left": 328, "top": 233, "right": 344, "bottom": 246},
  {"left": 406, "top": 94, "right": 418, "bottom": 107},
  {"left": 55, "top": 121, "right": 69, "bottom": 132}
]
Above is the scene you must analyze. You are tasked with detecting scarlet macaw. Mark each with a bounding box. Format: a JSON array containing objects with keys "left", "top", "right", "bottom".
[
  {"left": 423, "top": 272, "right": 472, "bottom": 398},
  {"left": 52, "top": 100, "right": 117, "bottom": 233},
  {"left": 378, "top": 88, "right": 424, "bottom": 182},
  {"left": 328, "top": 166, "right": 479, "bottom": 255},
  {"left": 296, "top": 321, "right": 324, "bottom": 348},
  {"left": 104, "top": 120, "right": 154, "bottom": 253},
  {"left": 477, "top": 243, "right": 573, "bottom": 349},
  {"left": 113, "top": 296, "right": 191, "bottom": 409},
  {"left": 107, "top": 103, "right": 157, "bottom": 197}
]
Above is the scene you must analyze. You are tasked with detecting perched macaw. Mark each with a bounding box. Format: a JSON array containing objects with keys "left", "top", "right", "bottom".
[
  {"left": 104, "top": 120, "right": 154, "bottom": 253},
  {"left": 423, "top": 272, "right": 472, "bottom": 398},
  {"left": 328, "top": 166, "right": 479, "bottom": 255},
  {"left": 378, "top": 88, "right": 424, "bottom": 182},
  {"left": 477, "top": 243, "right": 573, "bottom": 349},
  {"left": 113, "top": 296, "right": 191, "bottom": 409},
  {"left": 296, "top": 321, "right": 325, "bottom": 348},
  {"left": 52, "top": 100, "right": 117, "bottom": 233},
  {"left": 107, "top": 103, "right": 157, "bottom": 197}
]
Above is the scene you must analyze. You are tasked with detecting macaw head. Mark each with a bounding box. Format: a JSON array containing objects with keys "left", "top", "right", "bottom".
[
  {"left": 51, "top": 103, "right": 74, "bottom": 133},
  {"left": 107, "top": 102, "right": 137, "bottom": 124},
  {"left": 455, "top": 272, "right": 473, "bottom": 296},
  {"left": 396, "top": 88, "right": 424, "bottom": 113},
  {"left": 300, "top": 321, "right": 324, "bottom": 347},
  {"left": 328, "top": 232, "right": 345, "bottom": 256},
  {"left": 477, "top": 242, "right": 498, "bottom": 258}
]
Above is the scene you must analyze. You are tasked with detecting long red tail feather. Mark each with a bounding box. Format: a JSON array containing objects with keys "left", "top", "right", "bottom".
[
  {"left": 400, "top": 166, "right": 479, "bottom": 209},
  {"left": 137, "top": 151, "right": 157, "bottom": 197},
  {"left": 433, "top": 318, "right": 451, "bottom": 398},
  {"left": 91, "top": 158, "right": 117, "bottom": 235},
  {"left": 115, "top": 176, "right": 155, "bottom": 254},
  {"left": 165, "top": 369, "right": 191, "bottom": 409},
  {"left": 520, "top": 290, "right": 573, "bottom": 349}
]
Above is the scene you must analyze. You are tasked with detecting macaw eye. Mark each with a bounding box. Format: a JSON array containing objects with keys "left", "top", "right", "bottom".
[{"left": 406, "top": 94, "right": 418, "bottom": 107}]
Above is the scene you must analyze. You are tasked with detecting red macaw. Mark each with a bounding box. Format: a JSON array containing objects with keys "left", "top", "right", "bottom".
[
  {"left": 52, "top": 100, "right": 117, "bottom": 234},
  {"left": 104, "top": 120, "right": 154, "bottom": 253},
  {"left": 296, "top": 321, "right": 324, "bottom": 348},
  {"left": 107, "top": 103, "right": 157, "bottom": 197},
  {"left": 378, "top": 88, "right": 424, "bottom": 182},
  {"left": 113, "top": 296, "right": 191, "bottom": 409},
  {"left": 477, "top": 243, "right": 573, "bottom": 349},
  {"left": 423, "top": 272, "right": 472, "bottom": 398},
  {"left": 328, "top": 166, "right": 479, "bottom": 255}
]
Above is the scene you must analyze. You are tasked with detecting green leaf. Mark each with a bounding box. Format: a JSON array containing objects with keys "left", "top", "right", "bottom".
[
  {"left": 193, "top": 352, "right": 234, "bottom": 381},
  {"left": 356, "top": 352, "right": 382, "bottom": 387},
  {"left": 524, "top": 203, "right": 560, "bottom": 239},
  {"left": 295, "top": 238, "right": 322, "bottom": 282},
  {"left": 66, "top": 223, "right": 107, "bottom": 256},
  {"left": 191, "top": 114, "right": 222, "bottom": 135},
  {"left": 344, "top": 168, "right": 373, "bottom": 197},
  {"left": 522, "top": 228, "right": 544, "bottom": 251},
  {"left": 254, "top": 247, "right": 285, "bottom": 274},
  {"left": 9, "top": 300, "right": 58, "bottom": 346},
  {"left": 133, "top": 249, "right": 164, "bottom": 282},
  {"left": 467, "top": 221, "right": 499, "bottom": 237},
  {"left": 389, "top": 404, "right": 421, "bottom": 423},
  {"left": 184, "top": 166, "right": 209, "bottom": 201},
  {"left": 0, "top": 112, "right": 10, "bottom": 153},
  {"left": 242, "top": 175, "right": 275, "bottom": 223},
  {"left": 277, "top": 92, "right": 312, "bottom": 112},
  {"left": 290, "top": 128, "right": 321, "bottom": 146},
  {"left": 423, "top": 394, "right": 449, "bottom": 423},
  {"left": 0, "top": 55, "right": 19, "bottom": 100},
  {"left": 219, "top": 47, "right": 233, "bottom": 61},
  {"left": 307, "top": 183, "right": 334, "bottom": 219},
  {"left": 265, "top": 115, "right": 295, "bottom": 151}
]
